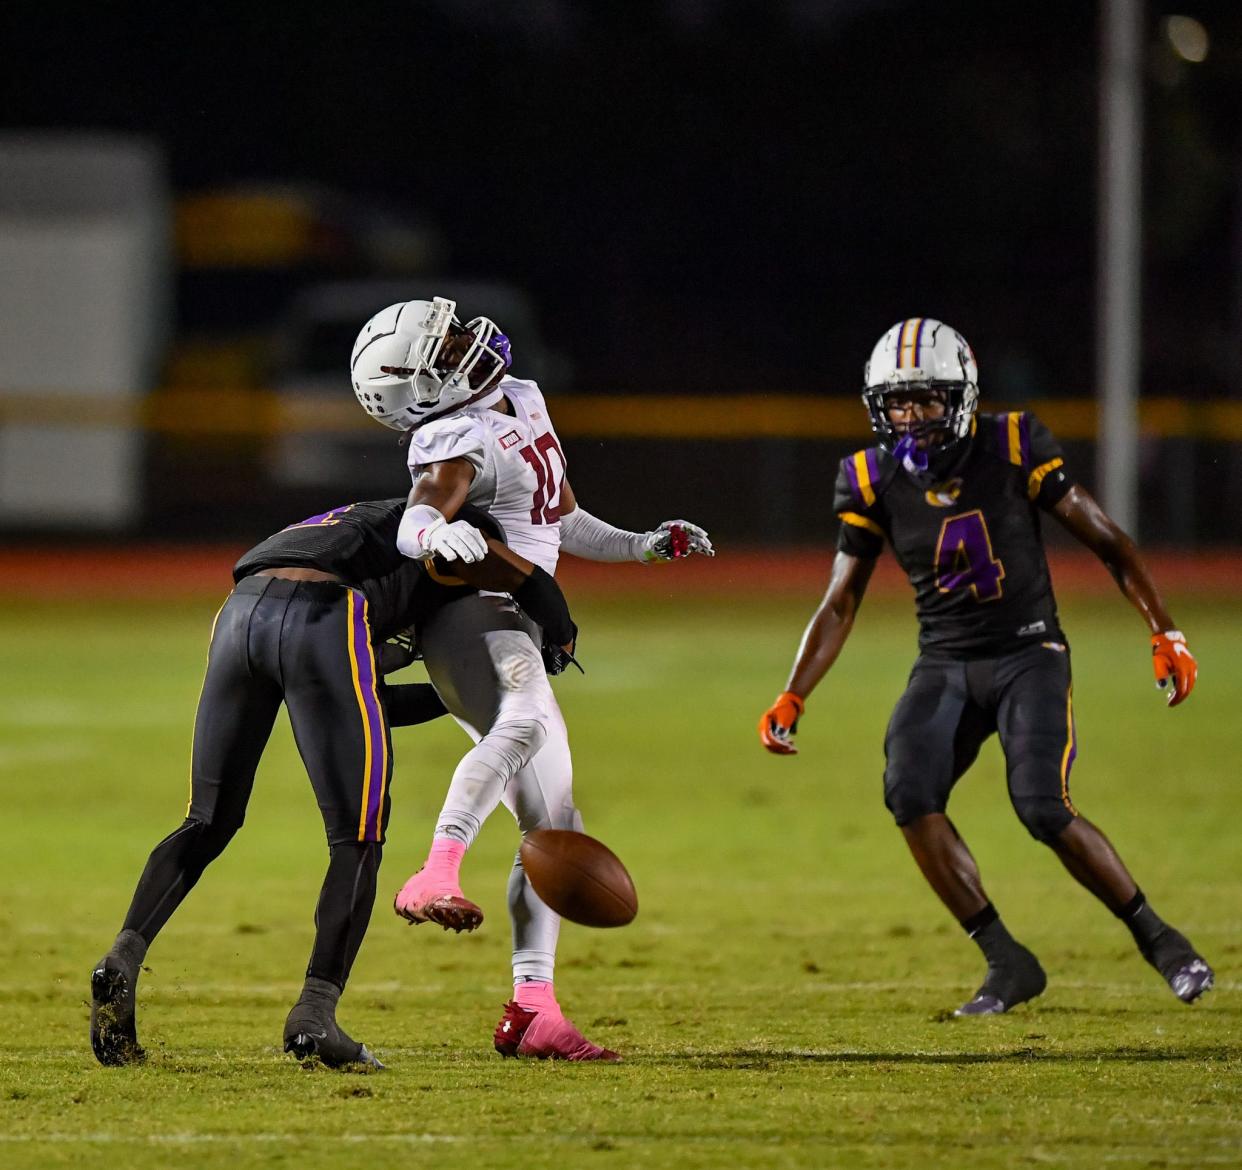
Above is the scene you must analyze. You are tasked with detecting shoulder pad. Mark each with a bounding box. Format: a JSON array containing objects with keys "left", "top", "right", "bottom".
[
  {"left": 840, "top": 445, "right": 896, "bottom": 508},
  {"left": 407, "top": 416, "right": 487, "bottom": 469},
  {"left": 980, "top": 411, "right": 1033, "bottom": 470}
]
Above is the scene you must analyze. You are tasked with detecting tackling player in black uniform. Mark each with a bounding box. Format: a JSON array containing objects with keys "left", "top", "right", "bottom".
[
  {"left": 90, "top": 500, "right": 575, "bottom": 1068},
  {"left": 759, "top": 318, "right": 1213, "bottom": 1015}
]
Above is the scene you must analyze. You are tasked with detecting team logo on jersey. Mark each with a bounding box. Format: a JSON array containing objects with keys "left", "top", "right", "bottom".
[
  {"left": 924, "top": 478, "right": 963, "bottom": 507},
  {"left": 499, "top": 430, "right": 522, "bottom": 450}
]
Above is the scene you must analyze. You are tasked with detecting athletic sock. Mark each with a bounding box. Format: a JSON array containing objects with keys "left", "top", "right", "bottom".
[
  {"left": 109, "top": 928, "right": 149, "bottom": 971},
  {"left": 1117, "top": 889, "right": 1165, "bottom": 949},
  {"left": 961, "top": 904, "right": 1025, "bottom": 965},
  {"left": 296, "top": 975, "right": 343, "bottom": 1013},
  {"left": 1118, "top": 889, "right": 1198, "bottom": 976},
  {"left": 425, "top": 837, "right": 466, "bottom": 882},
  {"left": 514, "top": 979, "right": 559, "bottom": 1014}
]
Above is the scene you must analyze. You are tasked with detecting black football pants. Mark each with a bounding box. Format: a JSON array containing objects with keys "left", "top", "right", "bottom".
[
  {"left": 119, "top": 576, "right": 393, "bottom": 988},
  {"left": 882, "top": 642, "right": 1078, "bottom": 842}
]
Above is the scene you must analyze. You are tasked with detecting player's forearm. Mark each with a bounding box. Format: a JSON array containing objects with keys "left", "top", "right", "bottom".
[
  {"left": 454, "top": 540, "right": 532, "bottom": 592},
  {"left": 558, "top": 505, "right": 647, "bottom": 562},
  {"left": 1054, "top": 487, "right": 1174, "bottom": 633},
  {"left": 786, "top": 606, "right": 855, "bottom": 697},
  {"left": 1100, "top": 539, "right": 1175, "bottom": 634},
  {"left": 784, "top": 552, "right": 872, "bottom": 698}
]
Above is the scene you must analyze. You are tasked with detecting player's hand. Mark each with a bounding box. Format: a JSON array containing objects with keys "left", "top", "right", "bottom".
[
  {"left": 758, "top": 691, "right": 804, "bottom": 755},
  {"left": 542, "top": 630, "right": 584, "bottom": 676},
  {"left": 1152, "top": 630, "right": 1197, "bottom": 707},
  {"left": 423, "top": 517, "right": 488, "bottom": 563},
  {"left": 642, "top": 520, "right": 715, "bottom": 562},
  {"left": 376, "top": 631, "right": 418, "bottom": 675}
]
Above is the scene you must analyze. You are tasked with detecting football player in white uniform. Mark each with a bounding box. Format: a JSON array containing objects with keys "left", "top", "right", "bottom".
[{"left": 352, "top": 297, "right": 713, "bottom": 1060}]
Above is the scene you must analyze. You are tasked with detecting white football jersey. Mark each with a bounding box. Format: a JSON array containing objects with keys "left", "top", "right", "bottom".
[{"left": 406, "top": 377, "right": 567, "bottom": 575}]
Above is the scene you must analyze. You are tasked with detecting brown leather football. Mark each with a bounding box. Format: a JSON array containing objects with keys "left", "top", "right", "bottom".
[{"left": 519, "top": 829, "right": 638, "bottom": 928}]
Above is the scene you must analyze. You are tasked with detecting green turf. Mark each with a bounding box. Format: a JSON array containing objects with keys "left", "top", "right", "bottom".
[{"left": 0, "top": 588, "right": 1239, "bottom": 1169}]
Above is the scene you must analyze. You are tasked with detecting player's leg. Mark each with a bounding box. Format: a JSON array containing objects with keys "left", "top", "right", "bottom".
[
  {"left": 280, "top": 586, "right": 390, "bottom": 1068},
  {"left": 395, "top": 597, "right": 549, "bottom": 931},
  {"left": 492, "top": 704, "right": 618, "bottom": 1062},
  {"left": 91, "top": 588, "right": 282, "bottom": 1066},
  {"left": 885, "top": 656, "right": 1045, "bottom": 1016},
  {"left": 997, "top": 646, "right": 1214, "bottom": 1003}
]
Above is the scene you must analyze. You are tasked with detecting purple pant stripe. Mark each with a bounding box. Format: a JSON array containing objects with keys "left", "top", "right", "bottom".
[{"left": 350, "top": 593, "right": 387, "bottom": 842}]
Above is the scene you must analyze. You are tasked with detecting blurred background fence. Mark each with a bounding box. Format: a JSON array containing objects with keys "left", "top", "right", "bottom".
[{"left": 1, "top": 1, "right": 1240, "bottom": 549}]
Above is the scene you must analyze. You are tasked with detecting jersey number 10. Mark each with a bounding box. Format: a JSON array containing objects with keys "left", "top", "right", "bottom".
[
  {"left": 934, "top": 510, "right": 1005, "bottom": 601},
  {"left": 518, "top": 433, "right": 567, "bottom": 526}
]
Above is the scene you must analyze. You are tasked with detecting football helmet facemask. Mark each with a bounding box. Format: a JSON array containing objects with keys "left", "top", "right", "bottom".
[
  {"left": 862, "top": 318, "right": 979, "bottom": 458},
  {"left": 351, "top": 297, "right": 513, "bottom": 431}
]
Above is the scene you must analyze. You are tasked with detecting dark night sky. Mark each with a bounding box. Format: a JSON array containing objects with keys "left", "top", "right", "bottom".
[{"left": 2, "top": 0, "right": 1239, "bottom": 398}]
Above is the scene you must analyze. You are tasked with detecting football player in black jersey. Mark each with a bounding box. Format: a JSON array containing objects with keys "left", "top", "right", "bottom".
[
  {"left": 90, "top": 501, "right": 575, "bottom": 1069},
  {"left": 759, "top": 318, "right": 1212, "bottom": 1016}
]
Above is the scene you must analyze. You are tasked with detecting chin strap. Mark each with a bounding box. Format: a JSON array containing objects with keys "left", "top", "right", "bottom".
[{"left": 893, "top": 433, "right": 931, "bottom": 479}]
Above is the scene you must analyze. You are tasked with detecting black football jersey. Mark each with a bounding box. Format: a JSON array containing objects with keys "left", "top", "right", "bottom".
[
  {"left": 833, "top": 412, "right": 1074, "bottom": 657},
  {"left": 233, "top": 499, "right": 475, "bottom": 641}
]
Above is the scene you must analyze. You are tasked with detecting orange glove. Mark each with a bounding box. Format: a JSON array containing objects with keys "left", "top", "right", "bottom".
[
  {"left": 1152, "top": 630, "right": 1197, "bottom": 708},
  {"left": 759, "top": 691, "right": 805, "bottom": 755}
]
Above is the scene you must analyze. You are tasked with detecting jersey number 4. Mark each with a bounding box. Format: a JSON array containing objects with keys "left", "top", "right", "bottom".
[
  {"left": 934, "top": 510, "right": 1005, "bottom": 601},
  {"left": 518, "top": 432, "right": 567, "bottom": 525}
]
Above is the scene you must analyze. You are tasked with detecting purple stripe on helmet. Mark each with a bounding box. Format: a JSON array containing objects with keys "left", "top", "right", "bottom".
[
  {"left": 912, "top": 317, "right": 926, "bottom": 367},
  {"left": 1019, "top": 412, "right": 1031, "bottom": 470},
  {"left": 351, "top": 593, "right": 387, "bottom": 842}
]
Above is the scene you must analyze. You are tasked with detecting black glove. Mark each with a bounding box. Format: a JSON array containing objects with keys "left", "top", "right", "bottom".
[
  {"left": 512, "top": 566, "right": 575, "bottom": 647},
  {"left": 542, "top": 625, "right": 584, "bottom": 676},
  {"left": 376, "top": 631, "right": 419, "bottom": 675}
]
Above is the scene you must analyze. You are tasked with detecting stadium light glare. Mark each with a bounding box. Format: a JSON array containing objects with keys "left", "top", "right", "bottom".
[{"left": 1163, "top": 15, "right": 1209, "bottom": 63}]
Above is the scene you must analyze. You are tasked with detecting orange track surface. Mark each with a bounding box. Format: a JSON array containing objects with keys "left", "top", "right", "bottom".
[{"left": 0, "top": 546, "right": 1239, "bottom": 601}]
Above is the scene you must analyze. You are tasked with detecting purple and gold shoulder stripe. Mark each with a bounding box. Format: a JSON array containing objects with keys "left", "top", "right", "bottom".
[
  {"left": 995, "top": 411, "right": 1032, "bottom": 470},
  {"left": 996, "top": 411, "right": 1065, "bottom": 500},
  {"left": 843, "top": 447, "right": 883, "bottom": 508},
  {"left": 840, "top": 449, "right": 885, "bottom": 536}
]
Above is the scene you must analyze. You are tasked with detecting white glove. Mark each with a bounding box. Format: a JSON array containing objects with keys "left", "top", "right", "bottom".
[
  {"left": 398, "top": 504, "right": 488, "bottom": 563},
  {"left": 424, "top": 516, "right": 488, "bottom": 563},
  {"left": 642, "top": 520, "right": 715, "bottom": 562}
]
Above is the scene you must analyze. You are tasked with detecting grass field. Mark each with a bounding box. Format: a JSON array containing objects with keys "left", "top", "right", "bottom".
[{"left": 0, "top": 570, "right": 1239, "bottom": 1169}]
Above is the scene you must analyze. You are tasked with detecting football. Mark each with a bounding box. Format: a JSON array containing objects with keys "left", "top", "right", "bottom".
[{"left": 519, "top": 829, "right": 638, "bottom": 928}]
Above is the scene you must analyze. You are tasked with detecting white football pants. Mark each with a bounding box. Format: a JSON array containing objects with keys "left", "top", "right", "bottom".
[{"left": 418, "top": 594, "right": 581, "bottom": 985}]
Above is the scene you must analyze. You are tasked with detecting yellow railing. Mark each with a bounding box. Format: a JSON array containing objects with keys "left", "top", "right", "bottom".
[{"left": 2, "top": 389, "right": 1242, "bottom": 441}]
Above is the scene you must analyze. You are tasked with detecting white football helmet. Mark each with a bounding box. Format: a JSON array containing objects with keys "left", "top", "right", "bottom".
[
  {"left": 351, "top": 297, "right": 512, "bottom": 431},
  {"left": 862, "top": 318, "right": 979, "bottom": 453}
]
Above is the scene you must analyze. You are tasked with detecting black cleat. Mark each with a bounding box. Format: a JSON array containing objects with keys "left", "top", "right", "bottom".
[
  {"left": 90, "top": 931, "right": 147, "bottom": 1066},
  {"left": 1142, "top": 926, "right": 1214, "bottom": 1004},
  {"left": 283, "top": 1003, "right": 383, "bottom": 1070},
  {"left": 955, "top": 945, "right": 1047, "bottom": 1017}
]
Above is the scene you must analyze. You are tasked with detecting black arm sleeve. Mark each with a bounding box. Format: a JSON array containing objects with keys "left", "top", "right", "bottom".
[
  {"left": 512, "top": 566, "right": 576, "bottom": 646},
  {"left": 382, "top": 682, "right": 449, "bottom": 728}
]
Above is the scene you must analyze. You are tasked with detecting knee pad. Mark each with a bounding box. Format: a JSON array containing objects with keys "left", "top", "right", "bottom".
[
  {"left": 883, "top": 776, "right": 947, "bottom": 827},
  {"left": 1011, "top": 794, "right": 1075, "bottom": 843},
  {"left": 492, "top": 717, "right": 548, "bottom": 760}
]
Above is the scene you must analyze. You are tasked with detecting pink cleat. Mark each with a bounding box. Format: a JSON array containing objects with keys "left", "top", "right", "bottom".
[
  {"left": 393, "top": 869, "right": 483, "bottom": 934},
  {"left": 493, "top": 994, "right": 620, "bottom": 1062}
]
